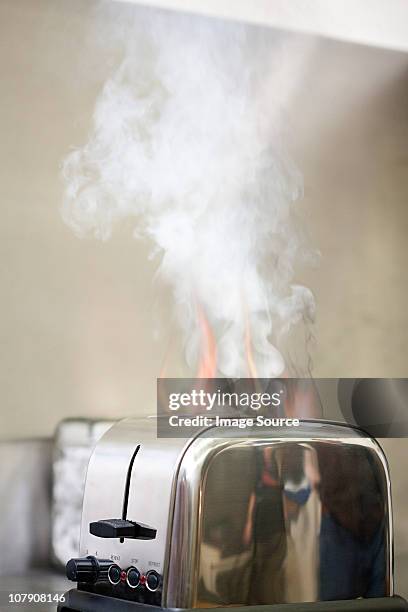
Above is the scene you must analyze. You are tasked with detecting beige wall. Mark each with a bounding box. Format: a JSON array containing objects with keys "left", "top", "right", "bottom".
[{"left": 0, "top": 0, "right": 407, "bottom": 440}]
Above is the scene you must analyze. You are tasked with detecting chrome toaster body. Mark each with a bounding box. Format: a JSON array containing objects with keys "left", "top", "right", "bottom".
[{"left": 77, "top": 418, "right": 392, "bottom": 608}]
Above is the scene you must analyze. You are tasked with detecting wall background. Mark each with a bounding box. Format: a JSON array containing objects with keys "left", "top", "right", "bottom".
[{"left": 1, "top": 0, "right": 407, "bottom": 439}]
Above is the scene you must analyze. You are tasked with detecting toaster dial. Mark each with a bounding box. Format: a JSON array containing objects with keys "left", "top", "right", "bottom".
[
  {"left": 66, "top": 556, "right": 121, "bottom": 585},
  {"left": 126, "top": 567, "right": 141, "bottom": 589},
  {"left": 145, "top": 570, "right": 160, "bottom": 592},
  {"left": 66, "top": 557, "right": 98, "bottom": 583}
]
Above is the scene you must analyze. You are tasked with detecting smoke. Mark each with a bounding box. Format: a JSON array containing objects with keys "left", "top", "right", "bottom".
[{"left": 62, "top": 6, "right": 316, "bottom": 377}]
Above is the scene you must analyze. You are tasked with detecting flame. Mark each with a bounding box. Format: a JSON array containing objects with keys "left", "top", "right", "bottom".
[
  {"left": 192, "top": 303, "right": 321, "bottom": 420},
  {"left": 244, "top": 310, "right": 258, "bottom": 379},
  {"left": 196, "top": 305, "right": 217, "bottom": 378},
  {"left": 195, "top": 304, "right": 259, "bottom": 379}
]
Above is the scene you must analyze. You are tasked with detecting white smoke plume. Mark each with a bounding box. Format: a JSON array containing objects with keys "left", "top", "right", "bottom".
[{"left": 62, "top": 6, "right": 316, "bottom": 377}]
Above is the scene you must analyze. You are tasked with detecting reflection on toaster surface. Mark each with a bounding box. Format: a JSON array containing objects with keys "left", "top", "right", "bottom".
[{"left": 198, "top": 442, "right": 388, "bottom": 606}]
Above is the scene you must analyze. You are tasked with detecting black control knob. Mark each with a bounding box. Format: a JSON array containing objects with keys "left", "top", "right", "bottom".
[
  {"left": 145, "top": 570, "right": 161, "bottom": 592},
  {"left": 107, "top": 564, "right": 122, "bottom": 585},
  {"left": 126, "top": 567, "right": 141, "bottom": 589},
  {"left": 66, "top": 556, "right": 121, "bottom": 585},
  {"left": 66, "top": 557, "right": 98, "bottom": 583},
  {"left": 90, "top": 519, "right": 156, "bottom": 540}
]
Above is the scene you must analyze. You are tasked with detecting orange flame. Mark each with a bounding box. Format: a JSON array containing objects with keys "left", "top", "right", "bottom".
[
  {"left": 244, "top": 310, "right": 258, "bottom": 379},
  {"left": 195, "top": 304, "right": 259, "bottom": 379},
  {"left": 196, "top": 305, "right": 217, "bottom": 378}
]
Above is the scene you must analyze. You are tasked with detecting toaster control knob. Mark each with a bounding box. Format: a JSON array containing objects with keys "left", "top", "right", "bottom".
[
  {"left": 107, "top": 564, "right": 122, "bottom": 585},
  {"left": 90, "top": 519, "right": 156, "bottom": 540},
  {"left": 145, "top": 570, "right": 161, "bottom": 592},
  {"left": 126, "top": 567, "right": 141, "bottom": 589},
  {"left": 66, "top": 557, "right": 98, "bottom": 583},
  {"left": 66, "top": 556, "right": 121, "bottom": 585}
]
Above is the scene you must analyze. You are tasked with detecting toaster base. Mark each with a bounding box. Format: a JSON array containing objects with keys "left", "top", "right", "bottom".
[{"left": 58, "top": 589, "right": 408, "bottom": 612}]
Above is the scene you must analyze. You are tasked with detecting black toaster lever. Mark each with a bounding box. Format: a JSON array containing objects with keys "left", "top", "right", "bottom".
[
  {"left": 90, "top": 518, "right": 156, "bottom": 540},
  {"left": 89, "top": 445, "right": 156, "bottom": 542}
]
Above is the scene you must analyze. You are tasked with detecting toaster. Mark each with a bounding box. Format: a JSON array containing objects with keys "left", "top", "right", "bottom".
[{"left": 60, "top": 417, "right": 407, "bottom": 612}]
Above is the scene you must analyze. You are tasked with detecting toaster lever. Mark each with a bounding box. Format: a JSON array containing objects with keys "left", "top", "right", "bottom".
[{"left": 90, "top": 518, "right": 156, "bottom": 540}]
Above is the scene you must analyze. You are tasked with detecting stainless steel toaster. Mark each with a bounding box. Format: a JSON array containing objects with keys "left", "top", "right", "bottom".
[{"left": 61, "top": 418, "right": 407, "bottom": 612}]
